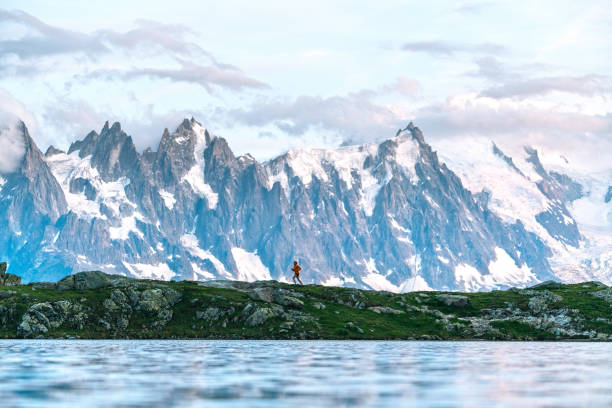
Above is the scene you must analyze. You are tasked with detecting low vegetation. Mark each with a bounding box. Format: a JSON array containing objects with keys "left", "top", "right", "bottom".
[{"left": 1, "top": 271, "right": 612, "bottom": 340}]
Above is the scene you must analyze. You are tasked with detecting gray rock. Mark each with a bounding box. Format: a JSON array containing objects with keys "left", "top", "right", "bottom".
[
  {"left": 280, "top": 321, "right": 294, "bottom": 330},
  {"left": 436, "top": 294, "right": 470, "bottom": 307},
  {"left": 3, "top": 274, "right": 21, "bottom": 287},
  {"left": 0, "top": 290, "right": 16, "bottom": 299},
  {"left": 245, "top": 307, "right": 275, "bottom": 327},
  {"left": 313, "top": 302, "right": 326, "bottom": 310},
  {"left": 249, "top": 287, "right": 275, "bottom": 303},
  {"left": 367, "top": 306, "right": 404, "bottom": 314},
  {"left": 344, "top": 322, "right": 364, "bottom": 334},
  {"left": 57, "top": 271, "right": 112, "bottom": 290},
  {"left": 590, "top": 288, "right": 612, "bottom": 303},
  {"left": 17, "top": 300, "right": 74, "bottom": 337},
  {"left": 31, "top": 282, "right": 57, "bottom": 289},
  {"left": 197, "top": 307, "right": 223, "bottom": 322},
  {"left": 528, "top": 290, "right": 563, "bottom": 314}
]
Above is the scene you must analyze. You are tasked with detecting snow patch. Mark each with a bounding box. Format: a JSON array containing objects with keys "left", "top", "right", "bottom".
[
  {"left": 46, "top": 151, "right": 137, "bottom": 220},
  {"left": 321, "top": 276, "right": 344, "bottom": 287},
  {"left": 109, "top": 213, "right": 144, "bottom": 241},
  {"left": 454, "top": 248, "right": 538, "bottom": 291},
  {"left": 180, "top": 234, "right": 229, "bottom": 277},
  {"left": 362, "top": 272, "right": 401, "bottom": 292},
  {"left": 191, "top": 262, "right": 215, "bottom": 280},
  {"left": 159, "top": 189, "right": 176, "bottom": 210},
  {"left": 399, "top": 275, "right": 433, "bottom": 292},
  {"left": 181, "top": 122, "right": 218, "bottom": 209},
  {"left": 231, "top": 247, "right": 272, "bottom": 282},
  {"left": 123, "top": 262, "right": 176, "bottom": 280}
]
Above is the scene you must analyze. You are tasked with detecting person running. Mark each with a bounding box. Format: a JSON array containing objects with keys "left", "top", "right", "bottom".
[{"left": 291, "top": 261, "right": 303, "bottom": 285}]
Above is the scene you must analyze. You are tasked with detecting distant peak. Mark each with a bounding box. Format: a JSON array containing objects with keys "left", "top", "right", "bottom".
[
  {"left": 45, "top": 145, "right": 65, "bottom": 157},
  {"left": 181, "top": 118, "right": 192, "bottom": 130}
]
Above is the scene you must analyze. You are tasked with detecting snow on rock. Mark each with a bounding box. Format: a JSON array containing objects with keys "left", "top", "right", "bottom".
[
  {"left": 399, "top": 275, "right": 434, "bottom": 292},
  {"left": 181, "top": 122, "right": 218, "bottom": 209},
  {"left": 362, "top": 272, "right": 401, "bottom": 292},
  {"left": 159, "top": 189, "right": 176, "bottom": 210},
  {"left": 46, "top": 151, "right": 137, "bottom": 220},
  {"left": 109, "top": 213, "right": 144, "bottom": 241},
  {"left": 123, "top": 262, "right": 176, "bottom": 280},
  {"left": 0, "top": 176, "right": 6, "bottom": 190},
  {"left": 191, "top": 262, "right": 215, "bottom": 280},
  {"left": 180, "top": 234, "right": 229, "bottom": 277},
  {"left": 435, "top": 138, "right": 549, "bottom": 233},
  {"left": 455, "top": 248, "right": 538, "bottom": 291},
  {"left": 230, "top": 247, "right": 272, "bottom": 282}
]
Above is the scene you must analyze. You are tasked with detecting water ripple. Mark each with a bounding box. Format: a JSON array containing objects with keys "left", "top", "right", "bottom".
[{"left": 1, "top": 340, "right": 612, "bottom": 407}]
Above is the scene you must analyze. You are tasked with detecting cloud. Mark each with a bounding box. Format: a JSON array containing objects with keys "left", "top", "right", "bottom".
[
  {"left": 222, "top": 76, "right": 422, "bottom": 145},
  {"left": 0, "top": 9, "right": 108, "bottom": 58},
  {"left": 401, "top": 41, "right": 506, "bottom": 56},
  {"left": 41, "top": 98, "right": 196, "bottom": 152},
  {"left": 0, "top": 87, "right": 37, "bottom": 132},
  {"left": 226, "top": 91, "right": 405, "bottom": 142},
  {"left": 0, "top": 121, "right": 26, "bottom": 174},
  {"left": 452, "top": 2, "right": 493, "bottom": 14},
  {"left": 481, "top": 74, "right": 611, "bottom": 98},
  {"left": 381, "top": 76, "right": 422, "bottom": 97},
  {"left": 0, "top": 9, "right": 266, "bottom": 91},
  {"left": 84, "top": 58, "right": 268, "bottom": 93},
  {"left": 416, "top": 93, "right": 612, "bottom": 138}
]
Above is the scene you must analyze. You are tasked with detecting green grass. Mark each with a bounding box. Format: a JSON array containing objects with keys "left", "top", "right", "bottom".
[{"left": 2, "top": 279, "right": 612, "bottom": 340}]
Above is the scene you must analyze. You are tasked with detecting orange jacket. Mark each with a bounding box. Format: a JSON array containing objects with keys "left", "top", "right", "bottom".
[{"left": 292, "top": 264, "right": 301, "bottom": 274}]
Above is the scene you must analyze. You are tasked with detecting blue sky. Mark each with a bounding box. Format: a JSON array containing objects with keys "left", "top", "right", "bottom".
[{"left": 1, "top": 0, "right": 611, "bottom": 162}]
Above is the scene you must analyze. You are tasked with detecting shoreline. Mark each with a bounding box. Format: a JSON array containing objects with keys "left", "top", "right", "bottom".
[{"left": 2, "top": 271, "right": 612, "bottom": 341}]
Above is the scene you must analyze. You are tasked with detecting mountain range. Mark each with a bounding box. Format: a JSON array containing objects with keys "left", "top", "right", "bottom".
[{"left": 0, "top": 118, "right": 610, "bottom": 291}]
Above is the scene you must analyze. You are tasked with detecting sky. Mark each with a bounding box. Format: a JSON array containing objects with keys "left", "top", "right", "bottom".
[{"left": 1, "top": 0, "right": 611, "bottom": 167}]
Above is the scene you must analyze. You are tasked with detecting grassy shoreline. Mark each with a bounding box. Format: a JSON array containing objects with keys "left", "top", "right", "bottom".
[{"left": 1, "top": 272, "right": 612, "bottom": 341}]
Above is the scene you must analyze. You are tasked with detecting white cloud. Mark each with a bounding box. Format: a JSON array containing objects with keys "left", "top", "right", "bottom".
[{"left": 0, "top": 121, "right": 26, "bottom": 174}]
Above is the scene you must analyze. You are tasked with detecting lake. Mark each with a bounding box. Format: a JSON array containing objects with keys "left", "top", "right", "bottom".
[{"left": 0, "top": 340, "right": 611, "bottom": 407}]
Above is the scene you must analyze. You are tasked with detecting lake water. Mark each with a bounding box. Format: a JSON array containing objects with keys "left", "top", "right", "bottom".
[{"left": 1, "top": 340, "right": 611, "bottom": 407}]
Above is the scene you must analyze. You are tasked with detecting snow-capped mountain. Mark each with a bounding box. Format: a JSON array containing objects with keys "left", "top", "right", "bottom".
[{"left": 0, "top": 117, "right": 609, "bottom": 291}]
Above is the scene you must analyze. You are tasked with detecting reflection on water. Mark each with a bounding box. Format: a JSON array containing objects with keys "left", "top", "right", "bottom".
[{"left": 0, "top": 340, "right": 611, "bottom": 407}]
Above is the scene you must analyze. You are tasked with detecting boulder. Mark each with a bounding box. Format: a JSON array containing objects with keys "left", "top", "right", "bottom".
[
  {"left": 528, "top": 291, "right": 562, "bottom": 314},
  {"left": 590, "top": 288, "right": 612, "bottom": 303},
  {"left": 17, "top": 301, "right": 74, "bottom": 337},
  {"left": 436, "top": 294, "right": 470, "bottom": 307},
  {"left": 313, "top": 302, "right": 326, "bottom": 310},
  {"left": 245, "top": 307, "right": 276, "bottom": 327},
  {"left": 344, "top": 322, "right": 364, "bottom": 334},
  {"left": 249, "top": 287, "right": 275, "bottom": 303},
  {"left": 248, "top": 286, "right": 304, "bottom": 309},
  {"left": 3, "top": 274, "right": 21, "bottom": 287},
  {"left": 57, "top": 271, "right": 112, "bottom": 290},
  {"left": 367, "top": 306, "right": 404, "bottom": 314},
  {"left": 276, "top": 296, "right": 304, "bottom": 309}
]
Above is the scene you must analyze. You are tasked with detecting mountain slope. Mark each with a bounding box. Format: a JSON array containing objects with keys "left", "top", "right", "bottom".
[{"left": 0, "top": 118, "right": 607, "bottom": 291}]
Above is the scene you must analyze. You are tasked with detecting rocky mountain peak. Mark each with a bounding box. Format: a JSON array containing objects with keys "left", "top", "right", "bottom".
[
  {"left": 1, "top": 121, "right": 67, "bottom": 221},
  {"left": 44, "top": 145, "right": 65, "bottom": 157}
]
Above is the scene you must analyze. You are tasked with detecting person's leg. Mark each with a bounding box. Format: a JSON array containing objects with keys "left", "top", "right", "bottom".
[
  {"left": 292, "top": 275, "right": 297, "bottom": 284},
  {"left": 297, "top": 275, "right": 303, "bottom": 285}
]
